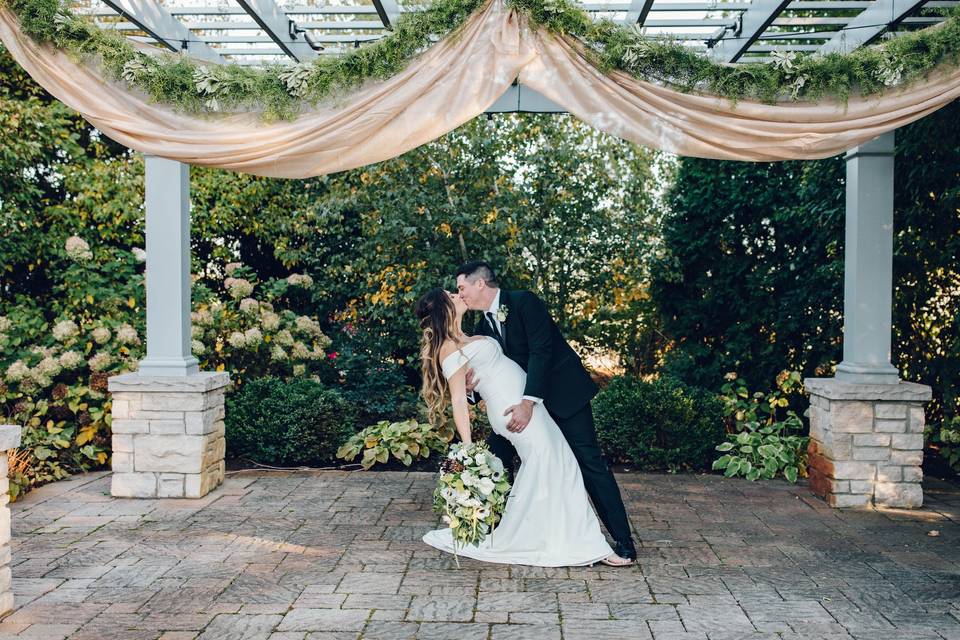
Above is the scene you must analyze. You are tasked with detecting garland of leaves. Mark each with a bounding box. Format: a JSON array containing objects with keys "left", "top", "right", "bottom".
[{"left": 3, "top": 0, "right": 960, "bottom": 120}]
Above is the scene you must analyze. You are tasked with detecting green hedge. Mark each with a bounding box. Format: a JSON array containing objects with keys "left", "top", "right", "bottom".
[
  {"left": 225, "top": 377, "right": 356, "bottom": 466},
  {"left": 594, "top": 376, "right": 724, "bottom": 471}
]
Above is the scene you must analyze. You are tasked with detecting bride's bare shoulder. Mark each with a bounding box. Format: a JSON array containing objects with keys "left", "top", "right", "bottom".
[{"left": 438, "top": 339, "right": 459, "bottom": 361}]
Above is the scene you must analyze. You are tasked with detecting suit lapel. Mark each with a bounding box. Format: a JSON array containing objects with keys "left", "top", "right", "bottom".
[{"left": 498, "top": 289, "right": 511, "bottom": 351}]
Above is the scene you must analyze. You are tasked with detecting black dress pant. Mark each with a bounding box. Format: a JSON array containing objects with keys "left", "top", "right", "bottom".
[{"left": 486, "top": 403, "right": 635, "bottom": 557}]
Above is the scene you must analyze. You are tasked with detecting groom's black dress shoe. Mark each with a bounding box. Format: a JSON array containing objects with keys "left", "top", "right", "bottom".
[{"left": 614, "top": 541, "right": 637, "bottom": 561}]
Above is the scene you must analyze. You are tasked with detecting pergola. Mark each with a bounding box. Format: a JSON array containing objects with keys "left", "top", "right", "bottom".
[{"left": 59, "top": 0, "right": 940, "bottom": 507}]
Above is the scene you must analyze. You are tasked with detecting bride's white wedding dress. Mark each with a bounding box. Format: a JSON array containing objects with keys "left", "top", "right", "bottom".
[{"left": 422, "top": 336, "right": 613, "bottom": 566}]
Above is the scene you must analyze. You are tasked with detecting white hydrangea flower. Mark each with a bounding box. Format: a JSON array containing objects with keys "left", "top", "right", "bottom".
[
  {"left": 92, "top": 326, "right": 112, "bottom": 344},
  {"left": 291, "top": 342, "right": 310, "bottom": 359},
  {"left": 5, "top": 360, "right": 29, "bottom": 383},
  {"left": 227, "top": 331, "right": 246, "bottom": 348},
  {"left": 59, "top": 350, "right": 84, "bottom": 369},
  {"left": 116, "top": 323, "right": 140, "bottom": 344},
  {"left": 0, "top": 317, "right": 11, "bottom": 333},
  {"left": 88, "top": 352, "right": 113, "bottom": 372},
  {"left": 460, "top": 470, "right": 478, "bottom": 487},
  {"left": 477, "top": 477, "right": 496, "bottom": 496},
  {"left": 270, "top": 345, "right": 288, "bottom": 362},
  {"left": 65, "top": 236, "right": 92, "bottom": 260},
  {"left": 292, "top": 364, "right": 306, "bottom": 376},
  {"left": 243, "top": 327, "right": 263, "bottom": 347},
  {"left": 261, "top": 311, "right": 281, "bottom": 331},
  {"left": 132, "top": 247, "right": 147, "bottom": 263},
  {"left": 52, "top": 319, "right": 80, "bottom": 341},
  {"left": 192, "top": 309, "right": 214, "bottom": 327},
  {"left": 275, "top": 329, "right": 295, "bottom": 347},
  {"left": 36, "top": 356, "right": 62, "bottom": 377},
  {"left": 224, "top": 277, "right": 254, "bottom": 299},
  {"left": 286, "top": 273, "right": 314, "bottom": 288},
  {"left": 225, "top": 262, "right": 243, "bottom": 276},
  {"left": 295, "top": 315, "right": 323, "bottom": 336},
  {"left": 191, "top": 339, "right": 206, "bottom": 355},
  {"left": 239, "top": 298, "right": 259, "bottom": 315}
]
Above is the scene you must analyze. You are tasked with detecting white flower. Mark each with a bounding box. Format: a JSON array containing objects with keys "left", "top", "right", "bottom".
[
  {"left": 275, "top": 329, "right": 294, "bottom": 346},
  {"left": 5, "top": 360, "right": 29, "bottom": 383},
  {"left": 192, "top": 325, "right": 204, "bottom": 339},
  {"left": 224, "top": 277, "right": 254, "bottom": 299},
  {"left": 474, "top": 453, "right": 487, "bottom": 467},
  {"left": 225, "top": 262, "right": 243, "bottom": 276},
  {"left": 243, "top": 327, "right": 263, "bottom": 347},
  {"left": 65, "top": 236, "right": 92, "bottom": 260},
  {"left": 295, "top": 315, "right": 323, "bottom": 337},
  {"left": 191, "top": 339, "right": 206, "bottom": 355},
  {"left": 270, "top": 345, "right": 288, "bottom": 362},
  {"left": 477, "top": 477, "right": 496, "bottom": 496},
  {"left": 192, "top": 309, "right": 213, "bottom": 327},
  {"left": 88, "top": 352, "right": 113, "bottom": 372},
  {"left": 496, "top": 305, "right": 509, "bottom": 323},
  {"left": 278, "top": 62, "right": 313, "bottom": 98},
  {"left": 36, "top": 356, "right": 62, "bottom": 377},
  {"left": 0, "top": 317, "right": 11, "bottom": 333},
  {"left": 239, "top": 298, "right": 259, "bottom": 315},
  {"left": 261, "top": 311, "right": 281, "bottom": 331},
  {"left": 116, "top": 323, "right": 140, "bottom": 345},
  {"left": 59, "top": 351, "right": 84, "bottom": 369},
  {"left": 92, "top": 326, "right": 112, "bottom": 344},
  {"left": 292, "top": 364, "right": 306, "bottom": 376},
  {"left": 132, "top": 247, "right": 147, "bottom": 262},
  {"left": 460, "top": 470, "right": 478, "bottom": 487},
  {"left": 291, "top": 342, "right": 310, "bottom": 359},
  {"left": 228, "top": 331, "right": 246, "bottom": 348},
  {"left": 286, "top": 273, "right": 314, "bottom": 288},
  {"left": 52, "top": 319, "right": 79, "bottom": 342}
]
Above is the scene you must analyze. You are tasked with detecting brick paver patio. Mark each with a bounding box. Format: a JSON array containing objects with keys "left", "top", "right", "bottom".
[{"left": 2, "top": 470, "right": 960, "bottom": 639}]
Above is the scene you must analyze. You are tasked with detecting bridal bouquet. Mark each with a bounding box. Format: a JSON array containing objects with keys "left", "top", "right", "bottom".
[{"left": 433, "top": 442, "right": 511, "bottom": 554}]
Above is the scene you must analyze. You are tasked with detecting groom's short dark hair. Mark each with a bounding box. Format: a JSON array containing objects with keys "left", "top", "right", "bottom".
[{"left": 456, "top": 261, "right": 498, "bottom": 287}]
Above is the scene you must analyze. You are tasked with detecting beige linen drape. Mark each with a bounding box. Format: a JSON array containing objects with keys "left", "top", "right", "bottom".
[{"left": 2, "top": 0, "right": 959, "bottom": 176}]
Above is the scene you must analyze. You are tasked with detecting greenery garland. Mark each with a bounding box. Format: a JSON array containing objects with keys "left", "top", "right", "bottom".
[{"left": 3, "top": 0, "right": 960, "bottom": 120}]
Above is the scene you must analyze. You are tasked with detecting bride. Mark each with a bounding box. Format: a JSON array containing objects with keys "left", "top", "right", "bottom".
[{"left": 415, "top": 288, "right": 631, "bottom": 567}]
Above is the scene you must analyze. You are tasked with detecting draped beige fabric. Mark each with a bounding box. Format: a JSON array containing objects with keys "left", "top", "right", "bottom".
[{"left": 2, "top": 0, "right": 960, "bottom": 176}]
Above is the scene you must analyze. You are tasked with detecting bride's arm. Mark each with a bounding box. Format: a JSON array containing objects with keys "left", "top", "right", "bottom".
[{"left": 447, "top": 366, "right": 473, "bottom": 445}]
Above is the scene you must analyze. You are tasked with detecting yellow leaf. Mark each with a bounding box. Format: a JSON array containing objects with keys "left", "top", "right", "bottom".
[
  {"left": 86, "top": 294, "right": 94, "bottom": 304},
  {"left": 127, "top": 297, "right": 136, "bottom": 308},
  {"left": 216, "top": 363, "right": 225, "bottom": 372}
]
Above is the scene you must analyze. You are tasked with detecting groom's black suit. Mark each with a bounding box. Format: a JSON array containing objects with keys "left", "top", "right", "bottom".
[{"left": 472, "top": 289, "right": 636, "bottom": 560}]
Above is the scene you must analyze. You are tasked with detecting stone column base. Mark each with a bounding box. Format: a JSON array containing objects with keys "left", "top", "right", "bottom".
[
  {"left": 805, "top": 378, "right": 931, "bottom": 509},
  {"left": 0, "top": 425, "right": 23, "bottom": 615},
  {"left": 108, "top": 372, "right": 230, "bottom": 498}
]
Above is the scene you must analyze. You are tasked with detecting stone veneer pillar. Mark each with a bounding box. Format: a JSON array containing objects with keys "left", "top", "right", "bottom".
[
  {"left": 805, "top": 378, "right": 931, "bottom": 508},
  {"left": 108, "top": 373, "right": 230, "bottom": 498},
  {"left": 0, "top": 424, "right": 22, "bottom": 615}
]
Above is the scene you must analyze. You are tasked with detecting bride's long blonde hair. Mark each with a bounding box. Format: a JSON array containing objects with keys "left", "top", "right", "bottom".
[{"left": 415, "top": 288, "right": 464, "bottom": 428}]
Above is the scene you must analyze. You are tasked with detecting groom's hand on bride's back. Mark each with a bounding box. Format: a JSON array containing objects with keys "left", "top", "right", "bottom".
[{"left": 465, "top": 368, "right": 480, "bottom": 393}]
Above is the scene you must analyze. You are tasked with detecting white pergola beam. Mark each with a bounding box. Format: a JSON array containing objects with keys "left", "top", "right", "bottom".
[
  {"left": 101, "top": 0, "right": 223, "bottom": 64},
  {"left": 709, "top": 0, "right": 792, "bottom": 62},
  {"left": 235, "top": 0, "right": 318, "bottom": 62},
  {"left": 820, "top": 0, "right": 929, "bottom": 53}
]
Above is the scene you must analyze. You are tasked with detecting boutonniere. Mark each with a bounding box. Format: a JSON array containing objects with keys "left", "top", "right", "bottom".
[{"left": 496, "top": 305, "right": 509, "bottom": 323}]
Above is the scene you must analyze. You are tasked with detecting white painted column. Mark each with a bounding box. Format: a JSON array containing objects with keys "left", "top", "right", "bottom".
[
  {"left": 805, "top": 130, "right": 932, "bottom": 510},
  {"left": 138, "top": 155, "right": 199, "bottom": 377},
  {"left": 0, "top": 425, "right": 21, "bottom": 614},
  {"left": 109, "top": 156, "right": 227, "bottom": 499},
  {"left": 835, "top": 132, "right": 900, "bottom": 385}
]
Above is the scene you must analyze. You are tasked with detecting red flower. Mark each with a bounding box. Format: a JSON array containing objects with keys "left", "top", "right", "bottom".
[{"left": 328, "top": 352, "right": 338, "bottom": 360}]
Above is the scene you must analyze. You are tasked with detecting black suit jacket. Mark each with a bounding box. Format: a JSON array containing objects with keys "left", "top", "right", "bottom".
[{"left": 473, "top": 289, "right": 598, "bottom": 420}]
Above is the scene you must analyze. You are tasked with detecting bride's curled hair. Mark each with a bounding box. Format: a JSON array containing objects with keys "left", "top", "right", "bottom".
[{"left": 415, "top": 288, "right": 462, "bottom": 428}]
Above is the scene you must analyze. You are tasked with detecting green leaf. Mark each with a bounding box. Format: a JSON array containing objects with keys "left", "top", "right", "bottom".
[{"left": 784, "top": 466, "right": 798, "bottom": 483}]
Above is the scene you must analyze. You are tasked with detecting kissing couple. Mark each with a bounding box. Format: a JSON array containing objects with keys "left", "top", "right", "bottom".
[{"left": 416, "top": 261, "right": 636, "bottom": 567}]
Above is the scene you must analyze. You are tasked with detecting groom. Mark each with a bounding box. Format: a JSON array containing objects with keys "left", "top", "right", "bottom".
[{"left": 455, "top": 261, "right": 637, "bottom": 564}]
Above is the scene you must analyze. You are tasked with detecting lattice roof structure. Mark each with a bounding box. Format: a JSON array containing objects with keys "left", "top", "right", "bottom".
[{"left": 73, "top": 0, "right": 959, "bottom": 68}]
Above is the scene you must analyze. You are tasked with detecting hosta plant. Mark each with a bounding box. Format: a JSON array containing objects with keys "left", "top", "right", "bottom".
[{"left": 337, "top": 419, "right": 454, "bottom": 469}]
